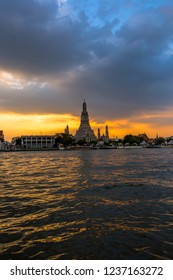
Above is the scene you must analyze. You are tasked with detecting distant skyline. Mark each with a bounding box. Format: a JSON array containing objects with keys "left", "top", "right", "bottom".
[{"left": 0, "top": 0, "right": 173, "bottom": 141}]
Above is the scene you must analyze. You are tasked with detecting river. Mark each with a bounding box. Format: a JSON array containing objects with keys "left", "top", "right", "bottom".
[{"left": 0, "top": 149, "right": 173, "bottom": 259}]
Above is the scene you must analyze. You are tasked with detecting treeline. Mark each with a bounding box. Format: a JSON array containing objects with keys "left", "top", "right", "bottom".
[{"left": 121, "top": 134, "right": 164, "bottom": 145}]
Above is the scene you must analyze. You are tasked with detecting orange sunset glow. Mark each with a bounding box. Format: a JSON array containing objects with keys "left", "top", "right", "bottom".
[{"left": 2, "top": 108, "right": 173, "bottom": 141}]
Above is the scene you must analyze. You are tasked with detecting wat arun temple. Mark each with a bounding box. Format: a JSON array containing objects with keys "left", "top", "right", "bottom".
[
  {"left": 75, "top": 100, "right": 97, "bottom": 142},
  {"left": 13, "top": 100, "right": 109, "bottom": 150}
]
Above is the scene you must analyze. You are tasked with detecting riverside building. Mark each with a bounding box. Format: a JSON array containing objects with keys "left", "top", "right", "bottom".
[
  {"left": 75, "top": 100, "right": 97, "bottom": 142},
  {"left": 21, "top": 135, "right": 55, "bottom": 148}
]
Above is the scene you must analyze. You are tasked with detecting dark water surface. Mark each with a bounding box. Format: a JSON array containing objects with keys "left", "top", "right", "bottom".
[{"left": 0, "top": 149, "right": 173, "bottom": 260}]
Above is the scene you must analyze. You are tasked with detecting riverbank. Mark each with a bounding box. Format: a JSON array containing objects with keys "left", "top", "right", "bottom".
[{"left": 1, "top": 145, "right": 173, "bottom": 152}]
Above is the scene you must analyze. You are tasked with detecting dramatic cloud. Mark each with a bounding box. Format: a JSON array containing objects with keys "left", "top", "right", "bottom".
[{"left": 0, "top": 0, "right": 173, "bottom": 138}]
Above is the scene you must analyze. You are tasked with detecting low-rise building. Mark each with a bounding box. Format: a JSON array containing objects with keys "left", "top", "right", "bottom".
[
  {"left": 138, "top": 133, "right": 149, "bottom": 142},
  {"left": 21, "top": 135, "right": 55, "bottom": 148}
]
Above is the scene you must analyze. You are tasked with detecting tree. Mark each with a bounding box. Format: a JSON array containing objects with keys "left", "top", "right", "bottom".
[
  {"left": 55, "top": 133, "right": 74, "bottom": 147},
  {"left": 15, "top": 137, "right": 22, "bottom": 146},
  {"left": 155, "top": 137, "right": 165, "bottom": 145},
  {"left": 123, "top": 134, "right": 144, "bottom": 145}
]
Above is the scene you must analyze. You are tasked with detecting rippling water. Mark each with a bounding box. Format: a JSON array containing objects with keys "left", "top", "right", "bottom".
[{"left": 0, "top": 149, "right": 173, "bottom": 260}]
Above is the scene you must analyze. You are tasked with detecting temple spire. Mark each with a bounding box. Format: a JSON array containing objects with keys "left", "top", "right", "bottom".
[
  {"left": 98, "top": 128, "right": 101, "bottom": 139},
  {"left": 64, "top": 125, "right": 69, "bottom": 135},
  {"left": 83, "top": 99, "right": 87, "bottom": 112},
  {"left": 75, "top": 100, "right": 97, "bottom": 142},
  {"left": 105, "top": 125, "right": 109, "bottom": 138}
]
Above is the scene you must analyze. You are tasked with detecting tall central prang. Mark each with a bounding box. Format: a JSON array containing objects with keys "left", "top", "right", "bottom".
[{"left": 75, "top": 100, "right": 97, "bottom": 142}]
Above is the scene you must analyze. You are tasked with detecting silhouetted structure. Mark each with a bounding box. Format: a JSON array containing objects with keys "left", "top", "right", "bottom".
[
  {"left": 75, "top": 100, "right": 97, "bottom": 142},
  {"left": 0, "top": 130, "right": 4, "bottom": 142},
  {"left": 98, "top": 128, "right": 101, "bottom": 139},
  {"left": 64, "top": 125, "right": 69, "bottom": 135}
]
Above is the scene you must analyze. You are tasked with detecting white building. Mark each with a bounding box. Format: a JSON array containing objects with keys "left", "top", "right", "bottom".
[{"left": 21, "top": 135, "right": 55, "bottom": 148}]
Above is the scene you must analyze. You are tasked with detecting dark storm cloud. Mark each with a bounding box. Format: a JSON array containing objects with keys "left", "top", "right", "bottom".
[
  {"left": 0, "top": 0, "right": 91, "bottom": 75},
  {"left": 0, "top": 0, "right": 173, "bottom": 121},
  {"left": 61, "top": 4, "right": 173, "bottom": 119}
]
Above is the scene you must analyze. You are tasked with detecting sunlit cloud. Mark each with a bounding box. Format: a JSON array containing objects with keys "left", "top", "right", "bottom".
[
  {"left": 0, "top": 71, "right": 24, "bottom": 90},
  {"left": 0, "top": 71, "right": 48, "bottom": 90}
]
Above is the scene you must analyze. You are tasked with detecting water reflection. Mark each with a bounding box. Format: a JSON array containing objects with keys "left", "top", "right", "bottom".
[{"left": 0, "top": 149, "right": 173, "bottom": 259}]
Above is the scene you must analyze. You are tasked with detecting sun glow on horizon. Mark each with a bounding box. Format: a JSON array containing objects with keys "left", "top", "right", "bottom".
[
  {"left": 1, "top": 108, "right": 173, "bottom": 141},
  {"left": 1, "top": 113, "right": 79, "bottom": 141}
]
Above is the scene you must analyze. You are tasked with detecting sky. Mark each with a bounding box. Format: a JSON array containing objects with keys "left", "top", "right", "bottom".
[{"left": 0, "top": 0, "right": 173, "bottom": 140}]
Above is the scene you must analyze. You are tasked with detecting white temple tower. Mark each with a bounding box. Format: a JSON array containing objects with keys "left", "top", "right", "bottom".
[{"left": 75, "top": 100, "right": 97, "bottom": 142}]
